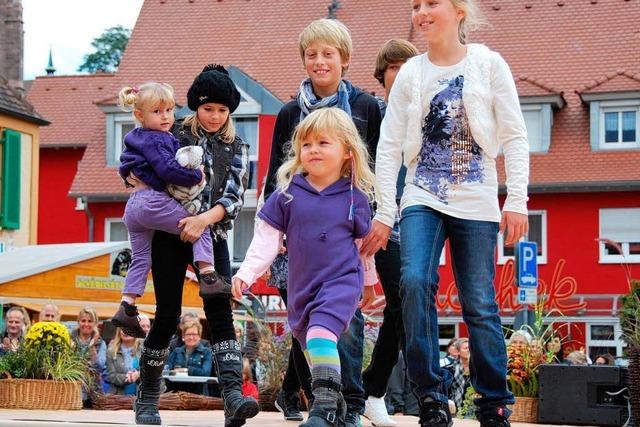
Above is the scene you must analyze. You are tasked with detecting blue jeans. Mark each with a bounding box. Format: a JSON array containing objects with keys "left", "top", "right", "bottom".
[
  {"left": 399, "top": 205, "right": 514, "bottom": 412},
  {"left": 338, "top": 308, "right": 365, "bottom": 414}
]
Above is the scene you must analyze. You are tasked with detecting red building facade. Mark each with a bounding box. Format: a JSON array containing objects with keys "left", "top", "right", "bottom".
[{"left": 28, "top": 0, "right": 639, "bottom": 360}]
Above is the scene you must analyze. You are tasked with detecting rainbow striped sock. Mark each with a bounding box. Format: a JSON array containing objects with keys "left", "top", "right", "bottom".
[{"left": 306, "top": 326, "right": 340, "bottom": 374}]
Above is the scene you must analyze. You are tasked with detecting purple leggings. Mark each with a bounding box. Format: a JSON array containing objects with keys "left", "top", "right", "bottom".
[{"left": 122, "top": 188, "right": 213, "bottom": 296}]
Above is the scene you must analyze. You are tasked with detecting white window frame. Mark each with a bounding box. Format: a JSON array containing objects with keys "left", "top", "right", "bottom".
[
  {"left": 521, "top": 104, "right": 552, "bottom": 153},
  {"left": 233, "top": 115, "right": 259, "bottom": 194},
  {"left": 113, "top": 116, "right": 136, "bottom": 163},
  {"left": 586, "top": 321, "right": 624, "bottom": 358},
  {"left": 598, "top": 100, "right": 640, "bottom": 150},
  {"left": 497, "top": 210, "right": 547, "bottom": 265},
  {"left": 228, "top": 207, "right": 257, "bottom": 268},
  {"left": 104, "top": 218, "right": 128, "bottom": 242},
  {"left": 599, "top": 208, "right": 640, "bottom": 263}
]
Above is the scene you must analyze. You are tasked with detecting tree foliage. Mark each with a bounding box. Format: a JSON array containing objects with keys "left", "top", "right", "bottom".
[{"left": 77, "top": 25, "right": 131, "bottom": 73}]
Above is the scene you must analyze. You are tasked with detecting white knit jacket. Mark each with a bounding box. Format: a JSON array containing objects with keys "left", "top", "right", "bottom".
[{"left": 374, "top": 44, "right": 530, "bottom": 228}]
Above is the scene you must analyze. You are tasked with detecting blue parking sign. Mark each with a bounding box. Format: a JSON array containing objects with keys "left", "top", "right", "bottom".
[{"left": 516, "top": 241, "right": 538, "bottom": 288}]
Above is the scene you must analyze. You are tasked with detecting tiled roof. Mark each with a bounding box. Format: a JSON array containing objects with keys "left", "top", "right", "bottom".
[
  {"left": 26, "top": 0, "right": 640, "bottom": 197},
  {"left": 0, "top": 76, "right": 48, "bottom": 125},
  {"left": 26, "top": 74, "right": 116, "bottom": 147},
  {"left": 515, "top": 76, "right": 561, "bottom": 97},
  {"left": 578, "top": 70, "right": 640, "bottom": 95}
]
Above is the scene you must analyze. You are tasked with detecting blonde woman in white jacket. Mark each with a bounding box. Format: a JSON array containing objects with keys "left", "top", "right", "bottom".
[{"left": 360, "top": 1, "right": 529, "bottom": 427}]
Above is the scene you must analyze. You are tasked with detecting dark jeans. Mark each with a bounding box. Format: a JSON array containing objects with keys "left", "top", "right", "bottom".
[
  {"left": 362, "top": 240, "right": 404, "bottom": 398},
  {"left": 279, "top": 290, "right": 366, "bottom": 414},
  {"left": 145, "top": 231, "right": 235, "bottom": 350},
  {"left": 400, "top": 205, "right": 514, "bottom": 411},
  {"left": 279, "top": 288, "right": 312, "bottom": 400}
]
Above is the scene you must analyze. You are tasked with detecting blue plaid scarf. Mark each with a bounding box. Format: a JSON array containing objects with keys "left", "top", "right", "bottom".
[{"left": 296, "top": 79, "right": 352, "bottom": 121}]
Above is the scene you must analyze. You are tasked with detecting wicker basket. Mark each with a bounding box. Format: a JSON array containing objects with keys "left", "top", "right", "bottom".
[
  {"left": 0, "top": 372, "right": 82, "bottom": 410},
  {"left": 508, "top": 396, "right": 538, "bottom": 423}
]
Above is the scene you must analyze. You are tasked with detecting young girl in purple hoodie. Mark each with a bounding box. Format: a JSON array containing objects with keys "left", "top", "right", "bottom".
[
  {"left": 232, "top": 108, "right": 377, "bottom": 427},
  {"left": 111, "top": 82, "right": 225, "bottom": 338}
]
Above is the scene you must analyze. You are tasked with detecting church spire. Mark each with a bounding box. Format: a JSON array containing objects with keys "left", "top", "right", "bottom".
[{"left": 45, "top": 47, "right": 56, "bottom": 75}]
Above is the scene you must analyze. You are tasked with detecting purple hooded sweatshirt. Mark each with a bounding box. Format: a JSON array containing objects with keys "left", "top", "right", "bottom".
[
  {"left": 258, "top": 174, "right": 371, "bottom": 341},
  {"left": 118, "top": 128, "right": 202, "bottom": 191}
]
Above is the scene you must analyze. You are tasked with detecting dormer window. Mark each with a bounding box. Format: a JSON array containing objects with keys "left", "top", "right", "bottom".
[
  {"left": 517, "top": 77, "right": 565, "bottom": 154},
  {"left": 579, "top": 71, "right": 640, "bottom": 151}
]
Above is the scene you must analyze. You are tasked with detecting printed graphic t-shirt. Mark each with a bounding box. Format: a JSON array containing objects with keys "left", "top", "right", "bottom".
[{"left": 401, "top": 56, "right": 500, "bottom": 223}]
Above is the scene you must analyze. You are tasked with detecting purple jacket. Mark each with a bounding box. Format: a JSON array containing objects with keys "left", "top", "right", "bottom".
[
  {"left": 258, "top": 174, "right": 371, "bottom": 339},
  {"left": 119, "top": 128, "right": 202, "bottom": 191}
]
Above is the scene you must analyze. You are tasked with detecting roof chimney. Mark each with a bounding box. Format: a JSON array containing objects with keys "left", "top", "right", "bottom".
[{"left": 1, "top": 0, "right": 24, "bottom": 89}]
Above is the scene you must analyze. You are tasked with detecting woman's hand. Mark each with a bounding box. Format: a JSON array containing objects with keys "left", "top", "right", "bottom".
[
  {"left": 232, "top": 277, "right": 249, "bottom": 300},
  {"left": 178, "top": 214, "right": 209, "bottom": 243},
  {"left": 126, "top": 370, "right": 140, "bottom": 383},
  {"left": 500, "top": 211, "right": 529, "bottom": 246},
  {"left": 360, "top": 220, "right": 392, "bottom": 257}
]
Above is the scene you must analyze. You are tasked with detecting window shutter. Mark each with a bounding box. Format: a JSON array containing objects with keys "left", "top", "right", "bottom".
[{"left": 1, "top": 129, "right": 21, "bottom": 229}]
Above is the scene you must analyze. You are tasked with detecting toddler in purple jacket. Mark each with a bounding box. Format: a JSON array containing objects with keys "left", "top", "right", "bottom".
[
  {"left": 111, "top": 82, "right": 225, "bottom": 338},
  {"left": 232, "top": 108, "right": 377, "bottom": 427}
]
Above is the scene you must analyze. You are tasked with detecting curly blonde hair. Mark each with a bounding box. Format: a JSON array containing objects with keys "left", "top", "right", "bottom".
[{"left": 277, "top": 108, "right": 375, "bottom": 202}]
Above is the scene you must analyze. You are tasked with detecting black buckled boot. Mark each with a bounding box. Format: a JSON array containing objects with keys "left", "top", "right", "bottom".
[
  {"left": 134, "top": 346, "right": 169, "bottom": 425},
  {"left": 212, "top": 340, "right": 260, "bottom": 427},
  {"left": 300, "top": 368, "right": 347, "bottom": 427},
  {"left": 199, "top": 271, "right": 232, "bottom": 298}
]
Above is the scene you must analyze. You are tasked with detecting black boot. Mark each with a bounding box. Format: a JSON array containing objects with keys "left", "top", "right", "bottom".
[
  {"left": 134, "top": 346, "right": 169, "bottom": 425},
  {"left": 199, "top": 271, "right": 232, "bottom": 298},
  {"left": 300, "top": 367, "right": 346, "bottom": 427},
  {"left": 419, "top": 398, "right": 453, "bottom": 427},
  {"left": 212, "top": 340, "right": 260, "bottom": 426}
]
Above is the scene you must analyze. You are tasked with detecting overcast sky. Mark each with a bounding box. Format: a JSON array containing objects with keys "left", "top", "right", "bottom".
[{"left": 22, "top": 0, "right": 144, "bottom": 80}]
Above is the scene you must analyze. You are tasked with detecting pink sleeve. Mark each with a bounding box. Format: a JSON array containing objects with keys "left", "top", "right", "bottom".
[
  {"left": 234, "top": 220, "right": 283, "bottom": 286},
  {"left": 355, "top": 239, "right": 378, "bottom": 286}
]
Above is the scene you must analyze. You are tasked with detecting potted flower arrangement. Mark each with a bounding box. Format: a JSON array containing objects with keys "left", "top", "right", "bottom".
[
  {"left": 506, "top": 302, "right": 560, "bottom": 423},
  {"left": 0, "top": 321, "right": 90, "bottom": 409}
]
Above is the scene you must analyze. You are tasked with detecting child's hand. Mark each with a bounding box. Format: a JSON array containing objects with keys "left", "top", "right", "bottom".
[
  {"left": 198, "top": 165, "right": 206, "bottom": 186},
  {"left": 232, "top": 277, "right": 249, "bottom": 300}
]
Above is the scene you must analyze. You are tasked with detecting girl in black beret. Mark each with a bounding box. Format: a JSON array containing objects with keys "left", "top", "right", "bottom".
[{"left": 133, "top": 65, "right": 259, "bottom": 426}]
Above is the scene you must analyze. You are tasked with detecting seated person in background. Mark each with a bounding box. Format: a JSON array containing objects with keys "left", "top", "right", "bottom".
[
  {"left": 166, "top": 320, "right": 213, "bottom": 395},
  {"left": 169, "top": 312, "right": 209, "bottom": 351},
  {"left": 565, "top": 350, "right": 588, "bottom": 366},
  {"left": 39, "top": 303, "right": 61, "bottom": 322},
  {"left": 593, "top": 353, "right": 616, "bottom": 366},
  {"left": 439, "top": 338, "right": 460, "bottom": 367},
  {"left": 242, "top": 358, "right": 259, "bottom": 400},
  {"left": 509, "top": 329, "right": 532, "bottom": 347},
  {"left": 106, "top": 328, "right": 142, "bottom": 395},
  {"left": 138, "top": 314, "right": 151, "bottom": 337},
  {"left": 0, "top": 306, "right": 30, "bottom": 354},
  {"left": 448, "top": 338, "right": 471, "bottom": 415}
]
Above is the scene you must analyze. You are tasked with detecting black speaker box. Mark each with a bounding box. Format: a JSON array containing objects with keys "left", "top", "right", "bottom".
[{"left": 538, "top": 364, "right": 632, "bottom": 426}]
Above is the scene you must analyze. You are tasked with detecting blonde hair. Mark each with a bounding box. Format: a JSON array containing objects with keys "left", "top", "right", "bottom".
[
  {"left": 77, "top": 306, "right": 100, "bottom": 337},
  {"left": 299, "top": 19, "right": 352, "bottom": 74},
  {"left": 277, "top": 108, "right": 375, "bottom": 202},
  {"left": 182, "top": 110, "right": 236, "bottom": 144},
  {"left": 373, "top": 39, "right": 419, "bottom": 85},
  {"left": 181, "top": 320, "right": 203, "bottom": 336},
  {"left": 450, "top": 0, "right": 487, "bottom": 44},
  {"left": 108, "top": 327, "right": 142, "bottom": 357},
  {"left": 118, "top": 82, "right": 176, "bottom": 120}
]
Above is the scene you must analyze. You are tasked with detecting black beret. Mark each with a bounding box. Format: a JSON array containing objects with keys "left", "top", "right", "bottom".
[{"left": 187, "top": 64, "right": 241, "bottom": 113}]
